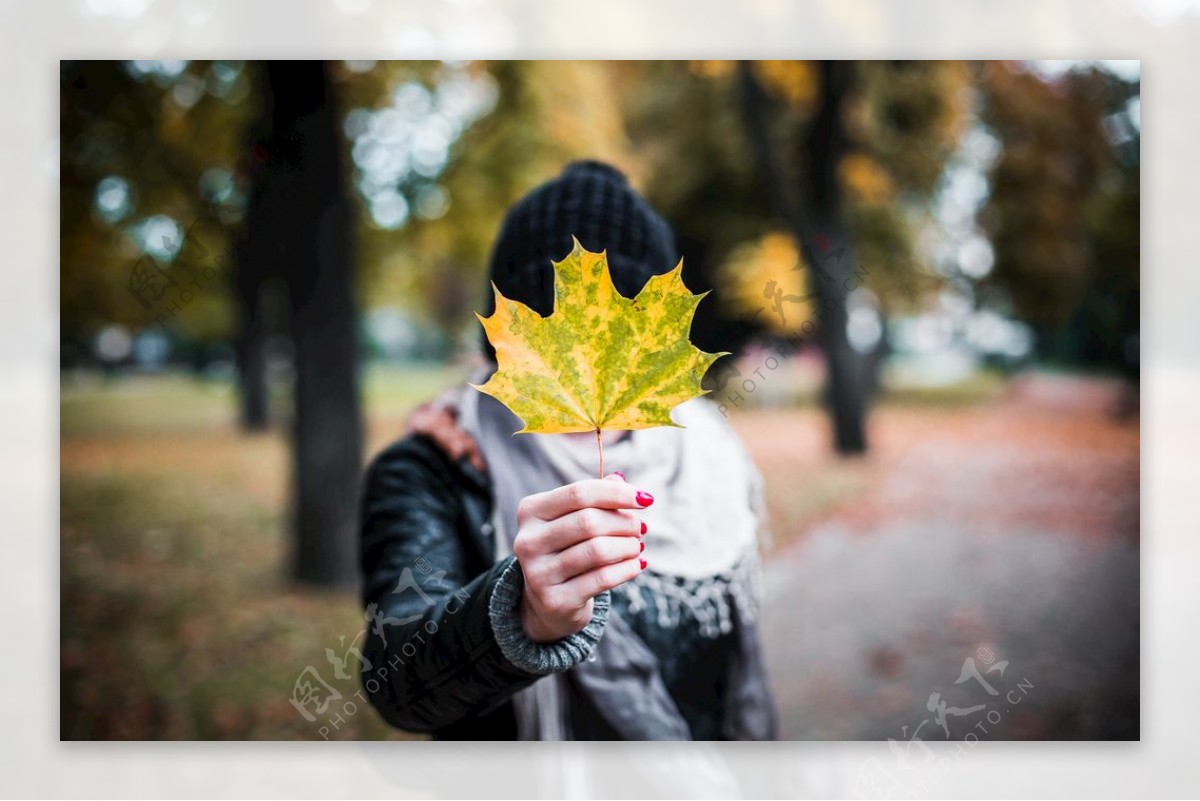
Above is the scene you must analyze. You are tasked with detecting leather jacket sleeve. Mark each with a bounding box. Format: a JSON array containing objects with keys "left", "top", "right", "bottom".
[{"left": 358, "top": 434, "right": 542, "bottom": 734}]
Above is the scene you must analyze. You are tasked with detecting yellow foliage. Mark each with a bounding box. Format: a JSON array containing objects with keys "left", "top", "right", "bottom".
[
  {"left": 839, "top": 152, "right": 895, "bottom": 205},
  {"left": 752, "top": 61, "right": 819, "bottom": 113},
  {"left": 689, "top": 60, "right": 736, "bottom": 79},
  {"left": 716, "top": 232, "right": 813, "bottom": 334}
]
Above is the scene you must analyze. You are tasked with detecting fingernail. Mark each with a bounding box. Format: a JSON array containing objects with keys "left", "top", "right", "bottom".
[
  {"left": 639, "top": 541, "right": 645, "bottom": 553},
  {"left": 639, "top": 520, "right": 647, "bottom": 535},
  {"left": 639, "top": 558, "right": 647, "bottom": 570},
  {"left": 613, "top": 470, "right": 626, "bottom": 481},
  {"left": 635, "top": 491, "right": 654, "bottom": 508}
]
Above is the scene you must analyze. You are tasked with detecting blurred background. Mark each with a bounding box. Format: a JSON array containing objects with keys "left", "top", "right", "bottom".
[{"left": 59, "top": 59, "right": 1139, "bottom": 741}]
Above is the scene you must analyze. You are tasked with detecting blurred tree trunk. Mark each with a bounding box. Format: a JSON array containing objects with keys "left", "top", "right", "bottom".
[
  {"left": 234, "top": 64, "right": 272, "bottom": 431},
  {"left": 257, "top": 61, "right": 363, "bottom": 588},
  {"left": 237, "top": 287, "right": 269, "bottom": 430},
  {"left": 805, "top": 63, "right": 868, "bottom": 454},
  {"left": 234, "top": 221, "right": 269, "bottom": 431},
  {"left": 738, "top": 60, "right": 869, "bottom": 454}
]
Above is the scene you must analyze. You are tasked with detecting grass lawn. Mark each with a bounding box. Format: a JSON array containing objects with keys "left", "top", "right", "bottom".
[{"left": 61, "top": 363, "right": 468, "bottom": 740}]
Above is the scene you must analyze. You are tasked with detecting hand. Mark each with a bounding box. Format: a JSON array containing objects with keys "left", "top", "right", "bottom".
[
  {"left": 513, "top": 474, "right": 651, "bottom": 643},
  {"left": 406, "top": 396, "right": 486, "bottom": 473}
]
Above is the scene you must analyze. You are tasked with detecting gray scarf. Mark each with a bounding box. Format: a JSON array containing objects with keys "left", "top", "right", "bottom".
[{"left": 457, "top": 368, "right": 770, "bottom": 740}]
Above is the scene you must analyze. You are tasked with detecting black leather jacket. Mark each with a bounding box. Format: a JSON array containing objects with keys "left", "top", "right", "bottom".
[
  {"left": 359, "top": 430, "right": 777, "bottom": 741},
  {"left": 358, "top": 433, "right": 531, "bottom": 739}
]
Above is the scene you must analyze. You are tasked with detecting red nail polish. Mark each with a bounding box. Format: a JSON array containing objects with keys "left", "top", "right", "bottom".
[
  {"left": 639, "top": 558, "right": 647, "bottom": 570},
  {"left": 639, "top": 541, "right": 645, "bottom": 553},
  {"left": 635, "top": 491, "right": 654, "bottom": 508},
  {"left": 640, "top": 520, "right": 647, "bottom": 535},
  {"left": 613, "top": 470, "right": 626, "bottom": 481}
]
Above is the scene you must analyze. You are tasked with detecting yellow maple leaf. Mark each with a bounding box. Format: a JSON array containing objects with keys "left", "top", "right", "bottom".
[{"left": 472, "top": 238, "right": 726, "bottom": 468}]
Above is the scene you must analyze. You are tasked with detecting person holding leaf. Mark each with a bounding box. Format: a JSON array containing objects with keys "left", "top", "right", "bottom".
[{"left": 359, "top": 161, "right": 777, "bottom": 740}]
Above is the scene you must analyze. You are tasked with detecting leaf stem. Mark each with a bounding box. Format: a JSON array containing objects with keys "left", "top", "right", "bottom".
[{"left": 596, "top": 427, "right": 604, "bottom": 478}]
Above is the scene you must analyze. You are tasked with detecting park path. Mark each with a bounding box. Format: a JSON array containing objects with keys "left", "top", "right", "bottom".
[{"left": 756, "top": 374, "right": 1140, "bottom": 741}]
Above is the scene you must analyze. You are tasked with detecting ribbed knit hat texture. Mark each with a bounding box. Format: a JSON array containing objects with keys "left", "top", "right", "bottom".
[{"left": 482, "top": 161, "right": 677, "bottom": 341}]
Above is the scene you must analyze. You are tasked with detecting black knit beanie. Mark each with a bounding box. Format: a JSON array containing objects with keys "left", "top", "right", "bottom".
[{"left": 481, "top": 160, "right": 677, "bottom": 359}]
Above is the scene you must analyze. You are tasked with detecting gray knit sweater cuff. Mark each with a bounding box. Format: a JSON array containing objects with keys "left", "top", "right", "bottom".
[{"left": 488, "top": 556, "right": 610, "bottom": 675}]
